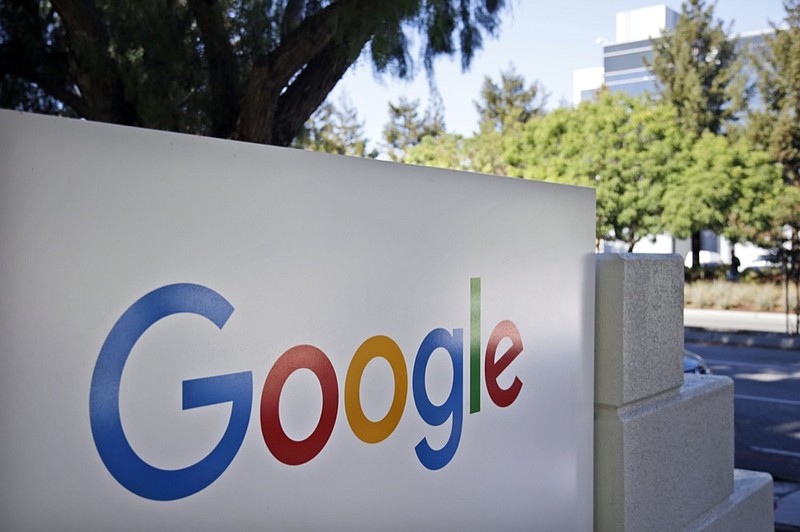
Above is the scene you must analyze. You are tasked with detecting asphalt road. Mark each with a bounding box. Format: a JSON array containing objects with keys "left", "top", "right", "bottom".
[{"left": 685, "top": 342, "right": 800, "bottom": 482}]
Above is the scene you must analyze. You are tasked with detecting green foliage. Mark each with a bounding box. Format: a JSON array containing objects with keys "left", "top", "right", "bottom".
[
  {"left": 402, "top": 68, "right": 545, "bottom": 175},
  {"left": 475, "top": 66, "right": 546, "bottom": 134},
  {"left": 508, "top": 92, "right": 687, "bottom": 250},
  {"left": 376, "top": 3, "right": 790, "bottom": 289},
  {"left": 405, "top": 132, "right": 472, "bottom": 170},
  {"left": 648, "top": 0, "right": 751, "bottom": 271},
  {"left": 749, "top": 0, "right": 800, "bottom": 330},
  {"left": 500, "top": 90, "right": 782, "bottom": 252},
  {"left": 293, "top": 96, "right": 377, "bottom": 158},
  {"left": 386, "top": 46, "right": 781, "bottom": 260},
  {"left": 106, "top": 0, "right": 210, "bottom": 133},
  {"left": 382, "top": 94, "right": 446, "bottom": 162},
  {"left": 0, "top": 0, "right": 507, "bottom": 145},
  {"left": 649, "top": 0, "right": 747, "bottom": 136},
  {"left": 469, "top": 67, "right": 546, "bottom": 174},
  {"left": 661, "top": 132, "right": 783, "bottom": 243},
  {"left": 750, "top": 0, "right": 800, "bottom": 190}
]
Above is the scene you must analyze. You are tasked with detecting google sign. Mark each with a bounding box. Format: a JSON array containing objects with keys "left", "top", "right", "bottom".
[
  {"left": 0, "top": 110, "right": 594, "bottom": 530},
  {"left": 90, "top": 279, "right": 523, "bottom": 500}
]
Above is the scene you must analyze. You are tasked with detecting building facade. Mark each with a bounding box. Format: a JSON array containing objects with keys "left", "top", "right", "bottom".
[{"left": 574, "top": 5, "right": 771, "bottom": 105}]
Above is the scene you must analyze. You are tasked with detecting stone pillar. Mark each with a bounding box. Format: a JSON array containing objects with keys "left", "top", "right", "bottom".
[{"left": 594, "top": 254, "right": 773, "bottom": 531}]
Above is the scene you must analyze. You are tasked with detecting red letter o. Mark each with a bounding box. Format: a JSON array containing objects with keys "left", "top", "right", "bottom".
[{"left": 260, "top": 345, "right": 338, "bottom": 465}]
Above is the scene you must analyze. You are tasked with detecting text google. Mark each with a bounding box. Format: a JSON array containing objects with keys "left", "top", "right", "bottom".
[{"left": 89, "top": 279, "right": 523, "bottom": 500}]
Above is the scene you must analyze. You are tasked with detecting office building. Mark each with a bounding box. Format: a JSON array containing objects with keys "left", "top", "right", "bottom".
[{"left": 573, "top": 5, "right": 771, "bottom": 105}]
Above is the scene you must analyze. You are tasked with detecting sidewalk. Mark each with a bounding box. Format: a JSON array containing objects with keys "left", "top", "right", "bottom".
[
  {"left": 683, "top": 308, "right": 800, "bottom": 530},
  {"left": 684, "top": 308, "right": 796, "bottom": 334},
  {"left": 684, "top": 308, "right": 800, "bottom": 349}
]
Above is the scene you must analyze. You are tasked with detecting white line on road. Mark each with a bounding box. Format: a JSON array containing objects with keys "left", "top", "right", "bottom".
[
  {"left": 751, "top": 446, "right": 800, "bottom": 459},
  {"left": 705, "top": 358, "right": 800, "bottom": 371},
  {"left": 735, "top": 394, "right": 800, "bottom": 407}
]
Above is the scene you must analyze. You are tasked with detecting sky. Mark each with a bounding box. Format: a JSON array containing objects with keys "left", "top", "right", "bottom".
[{"left": 330, "top": 0, "right": 788, "bottom": 147}]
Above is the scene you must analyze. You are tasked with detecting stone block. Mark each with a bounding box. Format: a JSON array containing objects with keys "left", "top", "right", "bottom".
[
  {"left": 595, "top": 375, "right": 734, "bottom": 531},
  {"left": 684, "top": 469, "right": 774, "bottom": 531},
  {"left": 595, "top": 253, "right": 685, "bottom": 406}
]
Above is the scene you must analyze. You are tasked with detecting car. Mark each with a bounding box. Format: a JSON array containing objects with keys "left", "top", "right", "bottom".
[
  {"left": 684, "top": 350, "right": 712, "bottom": 375},
  {"left": 742, "top": 252, "right": 782, "bottom": 273},
  {"left": 684, "top": 250, "right": 724, "bottom": 269}
]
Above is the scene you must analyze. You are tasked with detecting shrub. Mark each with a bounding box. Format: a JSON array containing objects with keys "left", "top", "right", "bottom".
[{"left": 684, "top": 280, "right": 791, "bottom": 312}]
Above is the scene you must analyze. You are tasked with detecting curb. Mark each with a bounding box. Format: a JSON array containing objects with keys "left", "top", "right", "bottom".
[{"left": 684, "top": 327, "right": 800, "bottom": 350}]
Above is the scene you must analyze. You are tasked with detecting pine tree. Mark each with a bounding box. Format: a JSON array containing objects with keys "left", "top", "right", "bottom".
[
  {"left": 649, "top": 0, "right": 747, "bottom": 136},
  {"left": 293, "top": 96, "right": 377, "bottom": 158},
  {"left": 648, "top": 0, "right": 749, "bottom": 271},
  {"left": 382, "top": 94, "right": 446, "bottom": 162},
  {"left": 475, "top": 66, "right": 546, "bottom": 135},
  {"left": 470, "top": 67, "right": 546, "bottom": 175}
]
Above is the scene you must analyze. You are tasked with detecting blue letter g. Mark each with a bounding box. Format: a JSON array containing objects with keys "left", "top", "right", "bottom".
[{"left": 89, "top": 283, "right": 252, "bottom": 500}]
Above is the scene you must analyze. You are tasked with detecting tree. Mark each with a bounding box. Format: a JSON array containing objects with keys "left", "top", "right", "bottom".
[
  {"left": 660, "top": 132, "right": 782, "bottom": 250},
  {"left": 405, "top": 132, "right": 471, "bottom": 170},
  {"left": 402, "top": 69, "right": 546, "bottom": 176},
  {"left": 503, "top": 92, "right": 780, "bottom": 254},
  {"left": 751, "top": 0, "right": 800, "bottom": 187},
  {"left": 0, "top": 0, "right": 507, "bottom": 146},
  {"left": 649, "top": 0, "right": 747, "bottom": 136},
  {"left": 648, "top": 0, "right": 750, "bottom": 269},
  {"left": 293, "top": 95, "right": 377, "bottom": 157},
  {"left": 749, "top": 0, "right": 800, "bottom": 332},
  {"left": 475, "top": 66, "right": 546, "bottom": 135},
  {"left": 507, "top": 93, "right": 687, "bottom": 251},
  {"left": 382, "top": 94, "right": 445, "bottom": 162},
  {"left": 469, "top": 67, "right": 546, "bottom": 174}
]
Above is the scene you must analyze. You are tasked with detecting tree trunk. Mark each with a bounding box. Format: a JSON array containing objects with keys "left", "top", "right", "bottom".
[
  {"left": 785, "top": 260, "right": 791, "bottom": 335},
  {"left": 691, "top": 231, "right": 702, "bottom": 274},
  {"left": 188, "top": 0, "right": 241, "bottom": 138},
  {"left": 50, "top": 0, "right": 135, "bottom": 125},
  {"left": 234, "top": 0, "right": 387, "bottom": 145}
]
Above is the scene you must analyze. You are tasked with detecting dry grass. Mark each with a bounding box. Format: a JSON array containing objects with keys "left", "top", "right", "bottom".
[{"left": 684, "top": 281, "right": 797, "bottom": 313}]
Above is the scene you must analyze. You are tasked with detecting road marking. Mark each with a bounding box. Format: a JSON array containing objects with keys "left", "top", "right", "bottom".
[
  {"left": 705, "top": 358, "right": 800, "bottom": 372},
  {"left": 735, "top": 394, "right": 800, "bottom": 407},
  {"left": 751, "top": 446, "right": 800, "bottom": 459}
]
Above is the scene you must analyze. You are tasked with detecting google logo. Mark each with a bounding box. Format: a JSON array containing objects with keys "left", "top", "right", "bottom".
[{"left": 90, "top": 280, "right": 524, "bottom": 501}]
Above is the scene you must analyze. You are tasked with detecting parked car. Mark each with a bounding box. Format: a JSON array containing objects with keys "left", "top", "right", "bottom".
[
  {"left": 742, "top": 252, "right": 782, "bottom": 273},
  {"left": 684, "top": 350, "right": 712, "bottom": 375},
  {"left": 684, "top": 250, "right": 724, "bottom": 269}
]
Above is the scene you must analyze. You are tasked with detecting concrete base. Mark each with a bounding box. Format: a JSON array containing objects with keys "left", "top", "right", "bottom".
[
  {"left": 595, "top": 375, "right": 734, "bottom": 531},
  {"left": 595, "top": 254, "right": 685, "bottom": 407},
  {"left": 684, "top": 469, "right": 774, "bottom": 531},
  {"left": 594, "top": 254, "right": 773, "bottom": 531}
]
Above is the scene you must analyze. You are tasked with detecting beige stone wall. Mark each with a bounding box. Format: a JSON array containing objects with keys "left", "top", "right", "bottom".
[{"left": 594, "top": 254, "right": 773, "bottom": 531}]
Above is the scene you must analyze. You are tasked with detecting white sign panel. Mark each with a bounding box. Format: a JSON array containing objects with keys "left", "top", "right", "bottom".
[{"left": 0, "top": 110, "right": 595, "bottom": 531}]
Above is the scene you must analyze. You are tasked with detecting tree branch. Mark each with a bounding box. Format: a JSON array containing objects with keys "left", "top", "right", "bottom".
[
  {"left": 271, "top": 38, "right": 364, "bottom": 147},
  {"left": 268, "top": 0, "right": 356, "bottom": 90},
  {"left": 269, "top": 0, "right": 403, "bottom": 146},
  {"left": 234, "top": 0, "right": 371, "bottom": 143}
]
